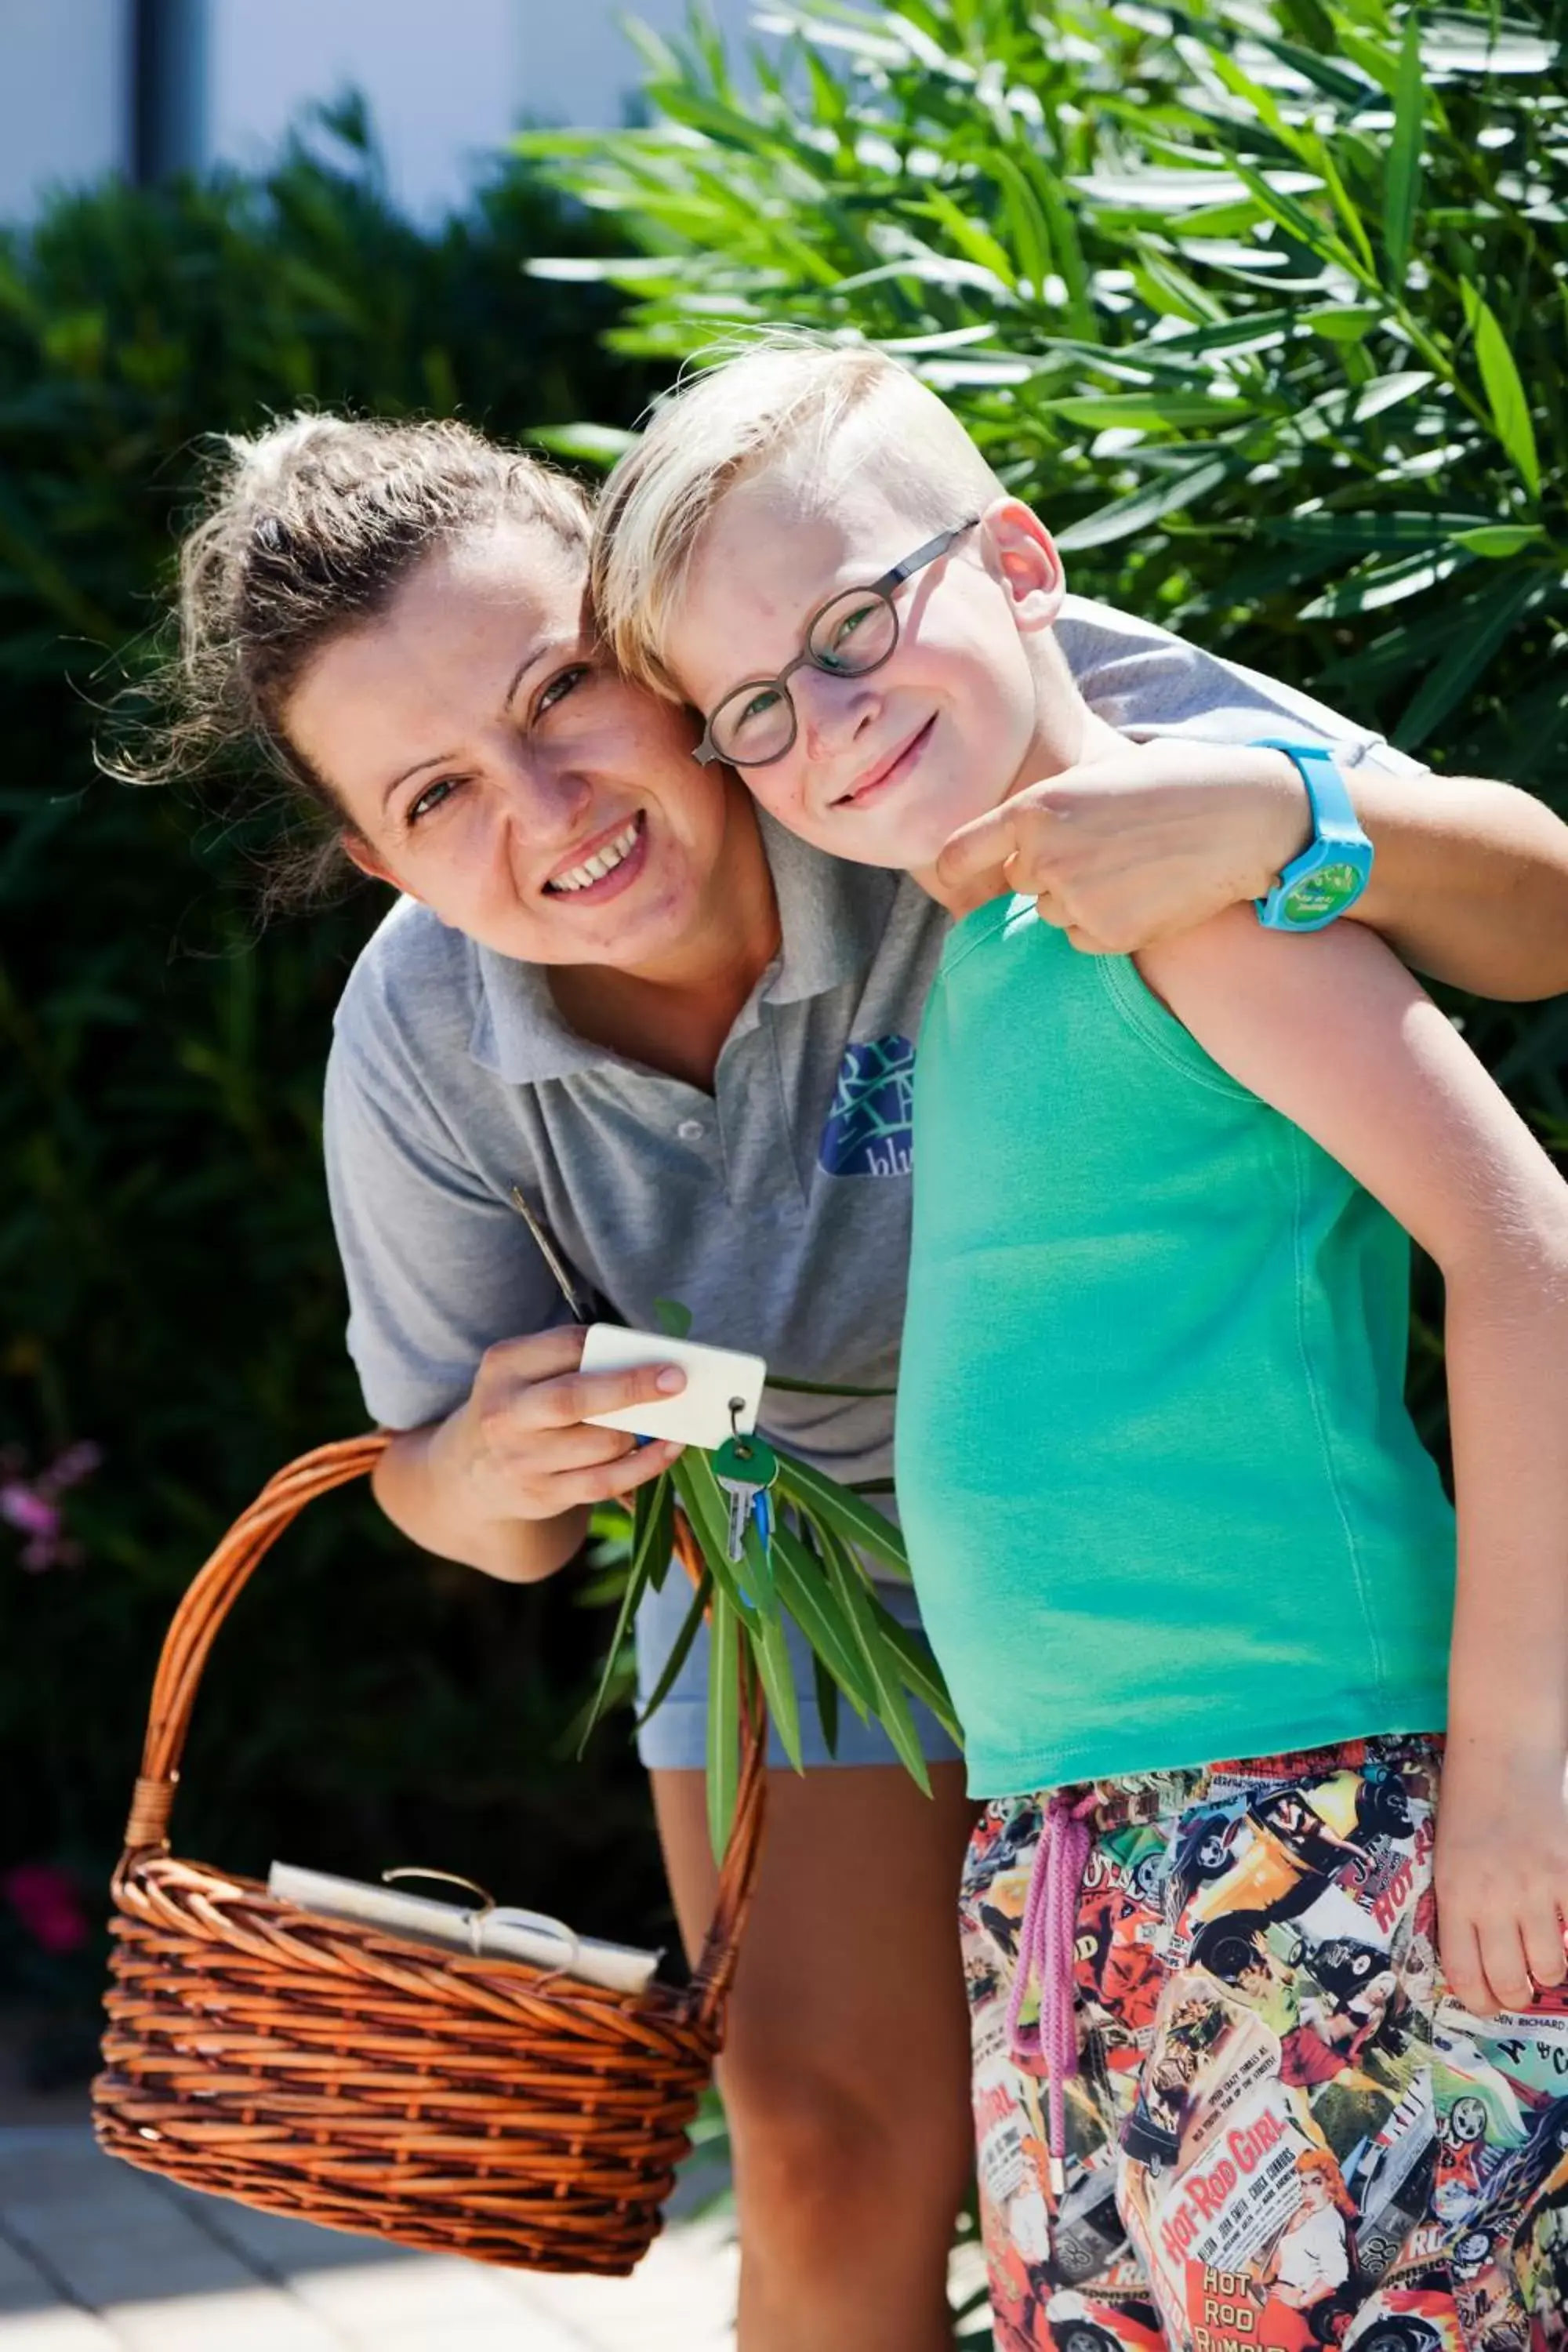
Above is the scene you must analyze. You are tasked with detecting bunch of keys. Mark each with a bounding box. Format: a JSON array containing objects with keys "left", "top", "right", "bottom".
[{"left": 712, "top": 1406, "right": 779, "bottom": 1567}]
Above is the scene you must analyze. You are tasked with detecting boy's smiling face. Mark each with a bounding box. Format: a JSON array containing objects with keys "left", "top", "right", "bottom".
[{"left": 663, "top": 472, "right": 1079, "bottom": 879}]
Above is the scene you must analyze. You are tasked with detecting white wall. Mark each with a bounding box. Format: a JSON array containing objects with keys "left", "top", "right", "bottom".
[
  {"left": 207, "top": 0, "right": 523, "bottom": 217},
  {"left": 0, "top": 0, "right": 125, "bottom": 219},
  {"left": 0, "top": 0, "right": 766, "bottom": 226},
  {"left": 207, "top": 0, "right": 759, "bottom": 220},
  {"left": 519, "top": 0, "right": 754, "bottom": 132}
]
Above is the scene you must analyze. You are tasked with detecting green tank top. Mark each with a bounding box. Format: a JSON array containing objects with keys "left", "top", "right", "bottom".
[{"left": 895, "top": 894, "right": 1455, "bottom": 1798}]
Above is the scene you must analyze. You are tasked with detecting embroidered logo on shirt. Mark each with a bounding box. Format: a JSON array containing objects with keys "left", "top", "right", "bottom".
[{"left": 818, "top": 1035, "right": 916, "bottom": 1177}]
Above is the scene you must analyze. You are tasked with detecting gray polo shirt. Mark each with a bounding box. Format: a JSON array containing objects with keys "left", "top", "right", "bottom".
[{"left": 324, "top": 594, "right": 1421, "bottom": 1494}]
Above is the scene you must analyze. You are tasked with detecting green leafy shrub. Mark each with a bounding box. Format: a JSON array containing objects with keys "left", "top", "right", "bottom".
[
  {"left": 0, "top": 112, "right": 670, "bottom": 2060},
  {"left": 524, "top": 0, "right": 1568, "bottom": 1145}
]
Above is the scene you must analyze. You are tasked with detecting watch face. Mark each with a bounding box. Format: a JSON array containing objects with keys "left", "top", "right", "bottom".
[{"left": 1283, "top": 860, "right": 1363, "bottom": 925}]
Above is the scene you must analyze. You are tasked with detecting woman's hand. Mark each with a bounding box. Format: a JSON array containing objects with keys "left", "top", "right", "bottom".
[
  {"left": 1434, "top": 1737, "right": 1568, "bottom": 2016},
  {"left": 439, "top": 1324, "right": 685, "bottom": 1521},
  {"left": 373, "top": 1326, "right": 685, "bottom": 1582},
  {"left": 933, "top": 739, "right": 1308, "bottom": 949}
]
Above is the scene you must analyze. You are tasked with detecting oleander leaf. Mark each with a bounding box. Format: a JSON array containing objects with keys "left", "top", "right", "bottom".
[
  {"left": 1393, "top": 573, "right": 1550, "bottom": 750},
  {"left": 815, "top": 1523, "right": 931, "bottom": 1795},
  {"left": 706, "top": 1584, "right": 742, "bottom": 1860},
  {"left": 871, "top": 1604, "right": 964, "bottom": 1745},
  {"left": 750, "top": 1588, "right": 804, "bottom": 1772},
  {"left": 775, "top": 1454, "right": 911, "bottom": 1577},
  {"left": 1384, "top": 9, "right": 1425, "bottom": 292},
  {"left": 811, "top": 1646, "right": 841, "bottom": 1759},
  {"left": 635, "top": 1565, "right": 712, "bottom": 1729},
  {"left": 576, "top": 1487, "right": 666, "bottom": 1756},
  {"left": 771, "top": 1523, "right": 877, "bottom": 1716},
  {"left": 630, "top": 1467, "right": 674, "bottom": 1595},
  {"left": 1054, "top": 457, "right": 1232, "bottom": 553},
  {"left": 1461, "top": 281, "right": 1541, "bottom": 499}
]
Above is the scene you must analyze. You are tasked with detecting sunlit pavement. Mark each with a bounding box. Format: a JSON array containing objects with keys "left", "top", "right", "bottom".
[{"left": 0, "top": 2099, "right": 739, "bottom": 2351}]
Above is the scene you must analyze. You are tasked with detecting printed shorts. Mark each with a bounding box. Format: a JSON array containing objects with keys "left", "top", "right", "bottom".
[{"left": 960, "top": 1736, "right": 1568, "bottom": 2352}]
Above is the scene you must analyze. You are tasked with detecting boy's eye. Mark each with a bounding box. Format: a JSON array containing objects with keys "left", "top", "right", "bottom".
[
  {"left": 733, "top": 685, "right": 785, "bottom": 735},
  {"left": 812, "top": 596, "right": 887, "bottom": 675},
  {"left": 829, "top": 602, "right": 877, "bottom": 653}
]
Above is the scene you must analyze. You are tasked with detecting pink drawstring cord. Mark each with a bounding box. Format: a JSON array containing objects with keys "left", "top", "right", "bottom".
[{"left": 1005, "top": 1788, "right": 1098, "bottom": 2195}]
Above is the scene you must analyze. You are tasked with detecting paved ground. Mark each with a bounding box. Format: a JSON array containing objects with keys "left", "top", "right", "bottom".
[{"left": 0, "top": 2093, "right": 738, "bottom": 2351}]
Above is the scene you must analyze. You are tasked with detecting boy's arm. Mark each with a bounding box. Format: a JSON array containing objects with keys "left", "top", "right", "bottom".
[
  {"left": 1137, "top": 909, "right": 1568, "bottom": 2017},
  {"left": 936, "top": 740, "right": 1568, "bottom": 1000}
]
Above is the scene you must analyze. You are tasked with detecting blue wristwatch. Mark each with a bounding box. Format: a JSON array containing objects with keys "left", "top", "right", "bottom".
[{"left": 1254, "top": 739, "right": 1374, "bottom": 932}]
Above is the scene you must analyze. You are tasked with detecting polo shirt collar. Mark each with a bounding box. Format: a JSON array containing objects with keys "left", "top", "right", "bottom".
[
  {"left": 755, "top": 811, "right": 897, "bottom": 1007},
  {"left": 468, "top": 811, "right": 896, "bottom": 1084}
]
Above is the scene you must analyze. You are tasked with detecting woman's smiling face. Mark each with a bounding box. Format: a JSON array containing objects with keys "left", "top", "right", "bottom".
[{"left": 285, "top": 516, "right": 744, "bottom": 975}]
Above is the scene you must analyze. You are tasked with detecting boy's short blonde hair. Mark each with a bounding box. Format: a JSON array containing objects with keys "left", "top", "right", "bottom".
[{"left": 592, "top": 336, "right": 1005, "bottom": 699}]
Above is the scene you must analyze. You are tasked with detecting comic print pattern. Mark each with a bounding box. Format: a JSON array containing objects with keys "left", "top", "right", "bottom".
[{"left": 960, "top": 1737, "right": 1568, "bottom": 2352}]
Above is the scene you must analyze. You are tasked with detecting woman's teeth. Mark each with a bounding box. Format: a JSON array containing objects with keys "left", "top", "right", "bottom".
[{"left": 547, "top": 816, "right": 641, "bottom": 895}]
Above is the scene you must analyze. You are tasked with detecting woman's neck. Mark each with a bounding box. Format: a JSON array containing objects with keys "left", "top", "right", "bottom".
[{"left": 548, "top": 782, "right": 781, "bottom": 1091}]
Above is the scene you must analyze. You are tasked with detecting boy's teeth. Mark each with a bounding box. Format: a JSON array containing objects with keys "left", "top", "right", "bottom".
[{"left": 549, "top": 818, "right": 640, "bottom": 895}]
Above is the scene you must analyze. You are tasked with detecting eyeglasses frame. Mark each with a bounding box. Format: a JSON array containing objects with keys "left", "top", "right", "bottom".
[{"left": 691, "top": 516, "right": 981, "bottom": 768}]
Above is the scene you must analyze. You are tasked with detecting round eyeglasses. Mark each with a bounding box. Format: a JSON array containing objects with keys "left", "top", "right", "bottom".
[{"left": 692, "top": 517, "right": 979, "bottom": 769}]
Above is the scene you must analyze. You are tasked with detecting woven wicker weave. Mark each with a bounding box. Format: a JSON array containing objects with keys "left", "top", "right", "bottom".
[{"left": 92, "top": 1436, "right": 765, "bottom": 2274}]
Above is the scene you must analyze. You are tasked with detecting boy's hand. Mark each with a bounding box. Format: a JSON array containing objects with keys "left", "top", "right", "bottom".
[
  {"left": 933, "top": 739, "right": 1310, "bottom": 949},
  {"left": 1435, "top": 1739, "right": 1568, "bottom": 2015}
]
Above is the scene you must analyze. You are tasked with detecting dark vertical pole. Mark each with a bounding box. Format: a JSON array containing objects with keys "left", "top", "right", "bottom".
[{"left": 129, "top": 0, "right": 205, "bottom": 184}]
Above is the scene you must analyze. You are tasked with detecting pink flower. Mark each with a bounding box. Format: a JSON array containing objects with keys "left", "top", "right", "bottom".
[
  {"left": 3, "top": 1863, "right": 91, "bottom": 1955},
  {"left": 0, "top": 1485, "right": 59, "bottom": 1540},
  {"left": 1, "top": 1443, "right": 100, "bottom": 1572}
]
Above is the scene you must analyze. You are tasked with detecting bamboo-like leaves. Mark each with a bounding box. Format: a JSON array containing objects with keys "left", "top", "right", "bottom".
[
  {"left": 635, "top": 1564, "right": 712, "bottom": 1727},
  {"left": 706, "top": 1584, "right": 742, "bottom": 1862},
  {"left": 1054, "top": 456, "right": 1232, "bottom": 553},
  {"left": 771, "top": 1521, "right": 877, "bottom": 1717},
  {"left": 775, "top": 1453, "right": 913, "bottom": 1578},
  {"left": 576, "top": 1469, "right": 672, "bottom": 1756},
  {"left": 1383, "top": 10, "right": 1425, "bottom": 294},
  {"left": 631, "top": 1457, "right": 675, "bottom": 1595},
  {"left": 811, "top": 1520, "right": 931, "bottom": 1795},
  {"left": 1394, "top": 573, "right": 1549, "bottom": 750},
  {"left": 1461, "top": 281, "right": 1541, "bottom": 499}
]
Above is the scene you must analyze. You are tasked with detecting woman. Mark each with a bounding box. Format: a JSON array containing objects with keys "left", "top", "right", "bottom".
[{"left": 147, "top": 412, "right": 1568, "bottom": 2352}]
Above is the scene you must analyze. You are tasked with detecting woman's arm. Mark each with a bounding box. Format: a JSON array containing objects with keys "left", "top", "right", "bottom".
[
  {"left": 1346, "top": 761, "right": 1568, "bottom": 999},
  {"left": 1138, "top": 909, "right": 1568, "bottom": 2016},
  {"left": 935, "top": 739, "right": 1568, "bottom": 1000},
  {"left": 324, "top": 999, "right": 685, "bottom": 1581}
]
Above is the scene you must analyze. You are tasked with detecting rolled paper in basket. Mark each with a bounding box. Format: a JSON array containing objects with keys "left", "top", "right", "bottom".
[{"left": 267, "top": 1863, "right": 662, "bottom": 1995}]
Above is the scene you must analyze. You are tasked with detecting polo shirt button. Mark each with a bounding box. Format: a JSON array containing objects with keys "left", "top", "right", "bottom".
[{"left": 677, "top": 1119, "right": 705, "bottom": 1141}]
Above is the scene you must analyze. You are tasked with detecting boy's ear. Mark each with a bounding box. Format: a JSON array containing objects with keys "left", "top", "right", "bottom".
[
  {"left": 982, "top": 498, "right": 1067, "bottom": 632},
  {"left": 342, "top": 829, "right": 422, "bottom": 900}
]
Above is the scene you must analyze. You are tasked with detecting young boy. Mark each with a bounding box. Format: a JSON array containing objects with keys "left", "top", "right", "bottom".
[{"left": 592, "top": 343, "right": 1568, "bottom": 2350}]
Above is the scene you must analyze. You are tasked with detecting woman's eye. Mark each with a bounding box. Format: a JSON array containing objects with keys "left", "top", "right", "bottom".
[
  {"left": 536, "top": 663, "right": 590, "bottom": 717},
  {"left": 407, "top": 777, "right": 460, "bottom": 826},
  {"left": 737, "top": 687, "right": 783, "bottom": 732},
  {"left": 833, "top": 603, "right": 876, "bottom": 648}
]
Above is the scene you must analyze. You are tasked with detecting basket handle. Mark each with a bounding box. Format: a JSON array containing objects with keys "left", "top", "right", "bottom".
[{"left": 120, "top": 1436, "right": 765, "bottom": 2027}]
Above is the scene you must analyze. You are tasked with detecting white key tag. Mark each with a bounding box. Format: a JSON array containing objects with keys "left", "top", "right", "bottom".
[{"left": 579, "top": 1323, "right": 768, "bottom": 1453}]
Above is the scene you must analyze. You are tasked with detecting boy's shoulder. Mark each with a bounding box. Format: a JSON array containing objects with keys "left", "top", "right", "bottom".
[{"left": 1058, "top": 593, "right": 1421, "bottom": 775}]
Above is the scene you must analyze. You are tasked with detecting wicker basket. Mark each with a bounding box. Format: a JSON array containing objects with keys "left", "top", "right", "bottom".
[{"left": 91, "top": 1436, "right": 765, "bottom": 2275}]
